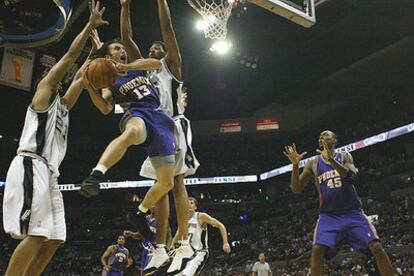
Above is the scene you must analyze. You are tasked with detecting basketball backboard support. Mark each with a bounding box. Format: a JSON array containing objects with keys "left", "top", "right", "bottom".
[{"left": 248, "top": 0, "right": 316, "bottom": 28}]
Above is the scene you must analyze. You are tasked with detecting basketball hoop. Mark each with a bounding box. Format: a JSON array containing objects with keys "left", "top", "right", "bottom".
[{"left": 187, "top": 0, "right": 236, "bottom": 40}]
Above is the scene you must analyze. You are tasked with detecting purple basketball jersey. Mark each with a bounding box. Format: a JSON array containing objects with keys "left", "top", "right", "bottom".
[
  {"left": 313, "top": 153, "right": 379, "bottom": 256},
  {"left": 111, "top": 70, "right": 160, "bottom": 110},
  {"left": 315, "top": 153, "right": 361, "bottom": 213},
  {"left": 108, "top": 245, "right": 129, "bottom": 272}
]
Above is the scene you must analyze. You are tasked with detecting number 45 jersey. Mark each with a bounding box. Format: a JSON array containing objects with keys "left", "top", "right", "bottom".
[{"left": 313, "top": 153, "right": 361, "bottom": 214}]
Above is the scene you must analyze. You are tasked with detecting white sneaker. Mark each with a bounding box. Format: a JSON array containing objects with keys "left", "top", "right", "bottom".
[
  {"left": 143, "top": 246, "right": 170, "bottom": 275},
  {"left": 167, "top": 244, "right": 194, "bottom": 274}
]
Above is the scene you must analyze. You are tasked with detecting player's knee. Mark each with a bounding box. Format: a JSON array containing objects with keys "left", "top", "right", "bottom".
[
  {"left": 369, "top": 241, "right": 386, "bottom": 257},
  {"left": 122, "top": 124, "right": 145, "bottom": 145},
  {"left": 161, "top": 179, "right": 174, "bottom": 191}
]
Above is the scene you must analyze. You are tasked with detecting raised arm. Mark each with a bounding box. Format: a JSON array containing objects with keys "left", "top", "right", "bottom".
[
  {"left": 199, "top": 213, "right": 231, "bottom": 253},
  {"left": 328, "top": 152, "right": 358, "bottom": 180},
  {"left": 101, "top": 245, "right": 115, "bottom": 272},
  {"left": 84, "top": 84, "right": 114, "bottom": 115},
  {"left": 115, "top": 58, "right": 162, "bottom": 72},
  {"left": 61, "top": 61, "right": 89, "bottom": 111},
  {"left": 318, "top": 140, "right": 358, "bottom": 179},
  {"left": 283, "top": 144, "right": 312, "bottom": 193},
  {"left": 157, "top": 0, "right": 182, "bottom": 80},
  {"left": 32, "top": 0, "right": 108, "bottom": 111},
  {"left": 120, "top": 0, "right": 142, "bottom": 60}
]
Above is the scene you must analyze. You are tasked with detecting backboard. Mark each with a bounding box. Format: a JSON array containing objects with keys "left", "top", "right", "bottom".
[{"left": 248, "top": 0, "right": 316, "bottom": 27}]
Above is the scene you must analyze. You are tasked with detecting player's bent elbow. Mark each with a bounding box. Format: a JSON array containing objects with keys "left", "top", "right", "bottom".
[{"left": 100, "top": 106, "right": 112, "bottom": 115}]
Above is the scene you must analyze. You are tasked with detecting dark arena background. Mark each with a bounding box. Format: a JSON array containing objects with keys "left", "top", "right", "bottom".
[{"left": 1, "top": 0, "right": 414, "bottom": 275}]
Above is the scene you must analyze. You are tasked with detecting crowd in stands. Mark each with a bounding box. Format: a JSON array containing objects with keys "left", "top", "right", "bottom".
[
  {"left": 1, "top": 129, "right": 413, "bottom": 275},
  {"left": 1, "top": 89, "right": 414, "bottom": 274}
]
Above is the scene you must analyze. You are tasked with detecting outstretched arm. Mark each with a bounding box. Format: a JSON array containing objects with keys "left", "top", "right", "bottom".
[
  {"left": 84, "top": 84, "right": 114, "bottom": 115},
  {"left": 157, "top": 0, "right": 182, "bottom": 80},
  {"left": 123, "top": 230, "right": 142, "bottom": 240},
  {"left": 120, "top": 0, "right": 142, "bottom": 60},
  {"left": 61, "top": 60, "right": 89, "bottom": 111},
  {"left": 33, "top": 0, "right": 109, "bottom": 111},
  {"left": 199, "top": 213, "right": 231, "bottom": 253},
  {"left": 115, "top": 58, "right": 162, "bottom": 72}
]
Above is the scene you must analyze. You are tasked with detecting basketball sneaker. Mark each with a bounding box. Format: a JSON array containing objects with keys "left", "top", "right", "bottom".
[
  {"left": 143, "top": 245, "right": 170, "bottom": 275},
  {"left": 126, "top": 211, "right": 153, "bottom": 241},
  {"left": 167, "top": 244, "right": 194, "bottom": 275},
  {"left": 79, "top": 170, "right": 104, "bottom": 198}
]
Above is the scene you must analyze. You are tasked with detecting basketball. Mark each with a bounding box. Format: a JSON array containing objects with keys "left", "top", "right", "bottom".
[{"left": 86, "top": 58, "right": 118, "bottom": 89}]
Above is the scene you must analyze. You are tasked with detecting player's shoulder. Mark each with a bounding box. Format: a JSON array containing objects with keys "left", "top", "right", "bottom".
[{"left": 197, "top": 212, "right": 210, "bottom": 222}]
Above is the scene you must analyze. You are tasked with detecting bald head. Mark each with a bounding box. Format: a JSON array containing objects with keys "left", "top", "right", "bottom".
[{"left": 319, "top": 130, "right": 338, "bottom": 149}]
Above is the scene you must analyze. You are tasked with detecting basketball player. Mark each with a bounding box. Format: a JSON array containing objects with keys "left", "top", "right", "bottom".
[
  {"left": 80, "top": 38, "right": 177, "bottom": 245},
  {"left": 119, "top": 0, "right": 200, "bottom": 273},
  {"left": 1, "top": 2, "right": 108, "bottom": 275},
  {"left": 171, "top": 197, "right": 231, "bottom": 276},
  {"left": 101, "top": 235, "right": 131, "bottom": 276},
  {"left": 283, "top": 130, "right": 395, "bottom": 276}
]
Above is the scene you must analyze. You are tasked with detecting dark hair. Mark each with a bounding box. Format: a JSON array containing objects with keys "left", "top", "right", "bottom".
[
  {"left": 189, "top": 197, "right": 198, "bottom": 207},
  {"left": 152, "top": 40, "right": 167, "bottom": 52},
  {"left": 91, "top": 38, "right": 124, "bottom": 59}
]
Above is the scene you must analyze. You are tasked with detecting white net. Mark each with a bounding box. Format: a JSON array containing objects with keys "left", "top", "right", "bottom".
[{"left": 188, "top": 0, "right": 235, "bottom": 40}]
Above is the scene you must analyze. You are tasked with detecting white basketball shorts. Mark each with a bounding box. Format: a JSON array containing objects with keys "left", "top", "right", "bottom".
[
  {"left": 140, "top": 115, "right": 200, "bottom": 180},
  {"left": 2, "top": 155, "right": 66, "bottom": 241}
]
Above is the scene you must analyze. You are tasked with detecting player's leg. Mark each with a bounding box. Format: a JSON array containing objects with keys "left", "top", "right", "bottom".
[
  {"left": 128, "top": 161, "right": 174, "bottom": 241},
  {"left": 368, "top": 241, "right": 394, "bottom": 275},
  {"left": 22, "top": 239, "right": 63, "bottom": 276},
  {"left": 143, "top": 194, "right": 171, "bottom": 273},
  {"left": 5, "top": 236, "right": 48, "bottom": 275},
  {"left": 172, "top": 174, "right": 189, "bottom": 242},
  {"left": 80, "top": 117, "right": 147, "bottom": 197},
  {"left": 168, "top": 174, "right": 194, "bottom": 274},
  {"left": 311, "top": 214, "right": 342, "bottom": 276},
  {"left": 181, "top": 251, "right": 209, "bottom": 276},
  {"left": 155, "top": 194, "right": 170, "bottom": 245},
  {"left": 310, "top": 244, "right": 326, "bottom": 276},
  {"left": 3, "top": 156, "right": 54, "bottom": 275},
  {"left": 23, "top": 179, "right": 66, "bottom": 275},
  {"left": 346, "top": 211, "right": 394, "bottom": 275}
]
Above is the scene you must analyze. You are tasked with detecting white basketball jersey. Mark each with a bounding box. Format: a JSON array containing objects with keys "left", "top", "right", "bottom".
[
  {"left": 148, "top": 58, "right": 184, "bottom": 117},
  {"left": 188, "top": 212, "right": 208, "bottom": 251},
  {"left": 17, "top": 95, "right": 69, "bottom": 176}
]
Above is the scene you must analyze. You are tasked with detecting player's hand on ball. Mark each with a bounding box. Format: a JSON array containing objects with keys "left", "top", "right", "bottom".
[
  {"left": 283, "top": 143, "right": 307, "bottom": 165},
  {"left": 223, "top": 243, "right": 231, "bottom": 253},
  {"left": 89, "top": 0, "right": 109, "bottom": 28}
]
